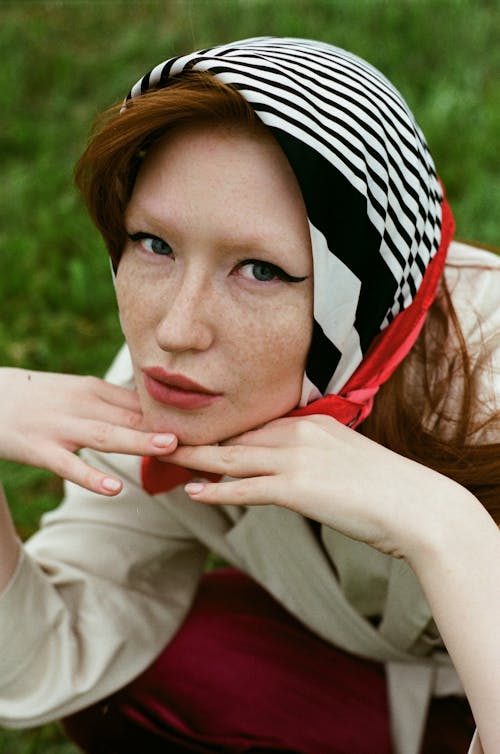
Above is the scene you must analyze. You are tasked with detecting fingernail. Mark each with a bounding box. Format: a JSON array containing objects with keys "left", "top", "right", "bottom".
[
  {"left": 102, "top": 478, "right": 122, "bottom": 492},
  {"left": 185, "top": 483, "right": 204, "bottom": 495},
  {"left": 152, "top": 433, "right": 176, "bottom": 448}
]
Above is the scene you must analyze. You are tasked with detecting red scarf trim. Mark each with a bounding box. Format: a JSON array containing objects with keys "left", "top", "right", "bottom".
[{"left": 141, "top": 193, "right": 454, "bottom": 494}]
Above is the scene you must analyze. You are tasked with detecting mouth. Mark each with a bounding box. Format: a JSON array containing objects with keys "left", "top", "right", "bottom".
[{"left": 143, "top": 367, "right": 222, "bottom": 410}]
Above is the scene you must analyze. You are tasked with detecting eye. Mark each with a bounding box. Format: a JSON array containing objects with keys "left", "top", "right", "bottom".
[
  {"left": 127, "top": 232, "right": 173, "bottom": 256},
  {"left": 237, "top": 259, "right": 308, "bottom": 284},
  {"left": 239, "top": 261, "right": 279, "bottom": 282}
]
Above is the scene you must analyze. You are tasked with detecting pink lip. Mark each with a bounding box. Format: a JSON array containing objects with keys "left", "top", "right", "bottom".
[{"left": 143, "top": 367, "right": 222, "bottom": 410}]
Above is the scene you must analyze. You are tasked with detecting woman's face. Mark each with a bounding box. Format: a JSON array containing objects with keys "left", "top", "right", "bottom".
[{"left": 116, "top": 123, "right": 313, "bottom": 445}]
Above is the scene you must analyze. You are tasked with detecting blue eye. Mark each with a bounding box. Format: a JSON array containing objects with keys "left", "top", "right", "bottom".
[
  {"left": 127, "top": 232, "right": 172, "bottom": 256},
  {"left": 238, "top": 259, "right": 308, "bottom": 284},
  {"left": 239, "top": 261, "right": 279, "bottom": 282}
]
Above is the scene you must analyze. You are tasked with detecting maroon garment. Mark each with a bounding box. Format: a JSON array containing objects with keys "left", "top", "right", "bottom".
[{"left": 63, "top": 569, "right": 474, "bottom": 754}]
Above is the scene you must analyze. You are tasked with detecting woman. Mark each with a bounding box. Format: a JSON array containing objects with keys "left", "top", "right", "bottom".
[{"left": 0, "top": 37, "right": 498, "bottom": 754}]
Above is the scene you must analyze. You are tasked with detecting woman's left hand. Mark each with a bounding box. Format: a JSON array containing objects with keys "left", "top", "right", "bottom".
[
  {"left": 169, "top": 416, "right": 500, "bottom": 754},
  {"left": 166, "top": 414, "right": 466, "bottom": 560}
]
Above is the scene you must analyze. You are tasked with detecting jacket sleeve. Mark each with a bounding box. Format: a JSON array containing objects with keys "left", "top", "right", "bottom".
[{"left": 0, "top": 443, "right": 207, "bottom": 729}]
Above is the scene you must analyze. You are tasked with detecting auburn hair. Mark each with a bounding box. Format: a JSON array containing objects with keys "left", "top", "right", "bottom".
[
  {"left": 75, "top": 73, "right": 263, "bottom": 270},
  {"left": 75, "top": 72, "right": 500, "bottom": 522},
  {"left": 362, "top": 277, "right": 500, "bottom": 522}
]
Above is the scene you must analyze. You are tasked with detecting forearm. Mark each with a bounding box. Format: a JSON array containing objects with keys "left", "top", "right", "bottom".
[
  {"left": 172, "top": 414, "right": 499, "bottom": 751},
  {"left": 407, "top": 489, "right": 500, "bottom": 754},
  {"left": 0, "top": 485, "right": 21, "bottom": 593}
]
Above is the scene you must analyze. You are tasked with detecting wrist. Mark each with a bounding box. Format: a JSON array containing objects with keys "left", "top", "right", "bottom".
[
  {"left": 403, "top": 475, "right": 494, "bottom": 574},
  {"left": 400, "top": 479, "right": 500, "bottom": 754}
]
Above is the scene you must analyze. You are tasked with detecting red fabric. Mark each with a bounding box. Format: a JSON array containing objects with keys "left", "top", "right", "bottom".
[
  {"left": 62, "top": 569, "right": 474, "bottom": 754},
  {"left": 141, "top": 194, "right": 454, "bottom": 495},
  {"left": 64, "top": 569, "right": 392, "bottom": 754},
  {"left": 333, "top": 192, "right": 455, "bottom": 426},
  {"left": 141, "top": 462, "right": 220, "bottom": 496}
]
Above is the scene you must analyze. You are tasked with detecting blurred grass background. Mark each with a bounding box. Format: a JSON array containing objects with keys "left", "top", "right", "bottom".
[{"left": 0, "top": 0, "right": 499, "bottom": 750}]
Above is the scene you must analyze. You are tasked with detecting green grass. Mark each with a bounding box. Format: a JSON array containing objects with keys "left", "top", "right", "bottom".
[
  {"left": 0, "top": 0, "right": 499, "bottom": 750},
  {"left": 0, "top": 724, "right": 78, "bottom": 754}
]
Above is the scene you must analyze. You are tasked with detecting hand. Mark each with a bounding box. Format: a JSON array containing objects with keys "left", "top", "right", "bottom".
[
  {"left": 168, "top": 414, "right": 469, "bottom": 560},
  {"left": 170, "top": 416, "right": 499, "bottom": 754},
  {"left": 0, "top": 368, "right": 178, "bottom": 495}
]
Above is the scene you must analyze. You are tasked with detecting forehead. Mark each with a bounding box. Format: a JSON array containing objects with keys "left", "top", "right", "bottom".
[
  {"left": 132, "top": 122, "right": 299, "bottom": 203},
  {"left": 127, "top": 123, "right": 313, "bottom": 263}
]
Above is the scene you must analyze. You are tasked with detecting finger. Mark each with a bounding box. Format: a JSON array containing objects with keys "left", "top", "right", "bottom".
[
  {"left": 71, "top": 420, "right": 178, "bottom": 456},
  {"left": 50, "top": 448, "right": 124, "bottom": 496},
  {"left": 90, "top": 378, "right": 142, "bottom": 412},
  {"left": 222, "top": 423, "right": 290, "bottom": 448},
  {"left": 168, "top": 443, "right": 283, "bottom": 478},
  {"left": 184, "top": 475, "right": 282, "bottom": 506},
  {"left": 87, "top": 402, "right": 146, "bottom": 431},
  {"left": 41, "top": 378, "right": 145, "bottom": 428},
  {"left": 65, "top": 396, "right": 144, "bottom": 430},
  {"left": 222, "top": 416, "right": 328, "bottom": 448}
]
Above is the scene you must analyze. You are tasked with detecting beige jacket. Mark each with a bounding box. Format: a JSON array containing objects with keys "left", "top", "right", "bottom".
[{"left": 0, "top": 242, "right": 498, "bottom": 754}]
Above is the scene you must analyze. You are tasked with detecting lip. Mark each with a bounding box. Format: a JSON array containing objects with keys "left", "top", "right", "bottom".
[{"left": 143, "top": 367, "right": 222, "bottom": 410}]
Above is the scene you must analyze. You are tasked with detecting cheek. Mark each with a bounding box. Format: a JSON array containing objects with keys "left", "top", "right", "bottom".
[
  {"left": 236, "top": 302, "right": 312, "bottom": 396},
  {"left": 114, "top": 262, "right": 149, "bottom": 341}
]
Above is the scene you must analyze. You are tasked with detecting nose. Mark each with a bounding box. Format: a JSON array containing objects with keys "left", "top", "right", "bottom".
[{"left": 155, "top": 272, "right": 216, "bottom": 353}]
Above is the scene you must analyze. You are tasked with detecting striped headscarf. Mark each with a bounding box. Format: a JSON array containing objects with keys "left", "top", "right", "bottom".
[{"left": 126, "top": 38, "right": 454, "bottom": 476}]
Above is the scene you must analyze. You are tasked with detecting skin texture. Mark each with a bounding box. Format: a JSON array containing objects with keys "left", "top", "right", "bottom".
[
  {"left": 111, "top": 127, "right": 500, "bottom": 754},
  {"left": 116, "top": 124, "right": 314, "bottom": 445},
  {"left": 175, "top": 412, "right": 499, "bottom": 753},
  {"left": 0, "top": 123, "right": 498, "bottom": 751},
  {"left": 0, "top": 368, "right": 177, "bottom": 495},
  {"left": 0, "top": 368, "right": 176, "bottom": 590}
]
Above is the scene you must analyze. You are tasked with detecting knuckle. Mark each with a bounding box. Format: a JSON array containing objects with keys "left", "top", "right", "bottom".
[
  {"left": 124, "top": 411, "right": 143, "bottom": 430},
  {"left": 90, "top": 422, "right": 112, "bottom": 448},
  {"left": 220, "top": 445, "right": 241, "bottom": 466},
  {"left": 54, "top": 453, "right": 97, "bottom": 492},
  {"left": 51, "top": 452, "right": 73, "bottom": 480},
  {"left": 293, "top": 418, "right": 316, "bottom": 442},
  {"left": 84, "top": 468, "right": 101, "bottom": 492},
  {"left": 81, "top": 374, "right": 101, "bottom": 392},
  {"left": 230, "top": 481, "right": 251, "bottom": 503}
]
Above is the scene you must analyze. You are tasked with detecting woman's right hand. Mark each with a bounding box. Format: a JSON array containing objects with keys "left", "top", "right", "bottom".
[{"left": 0, "top": 367, "right": 178, "bottom": 495}]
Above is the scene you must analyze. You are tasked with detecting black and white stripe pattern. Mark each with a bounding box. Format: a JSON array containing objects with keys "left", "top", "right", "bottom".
[{"left": 126, "top": 37, "right": 443, "bottom": 404}]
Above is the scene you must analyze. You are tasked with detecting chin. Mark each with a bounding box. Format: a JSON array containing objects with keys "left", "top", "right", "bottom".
[
  {"left": 141, "top": 405, "right": 236, "bottom": 446},
  {"left": 140, "top": 394, "right": 296, "bottom": 446}
]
